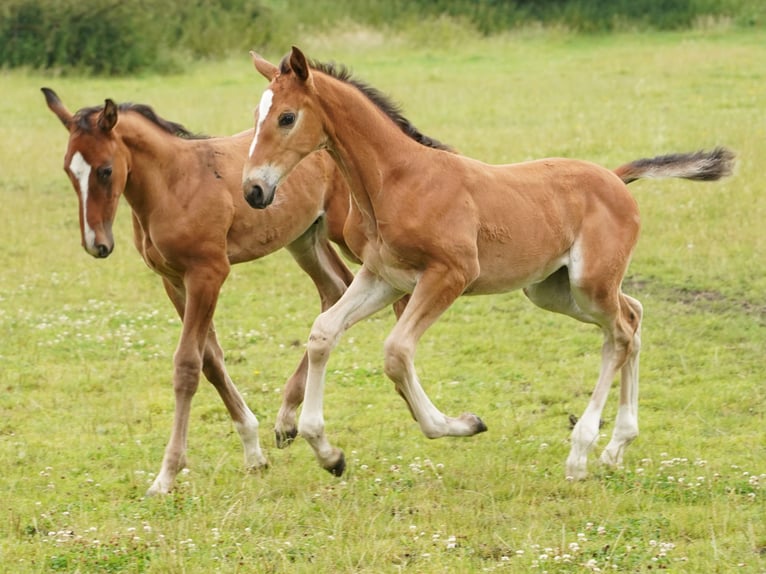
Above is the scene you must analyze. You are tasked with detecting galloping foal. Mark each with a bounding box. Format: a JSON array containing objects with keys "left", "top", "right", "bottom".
[
  {"left": 43, "top": 88, "right": 357, "bottom": 495},
  {"left": 241, "top": 47, "right": 735, "bottom": 480}
]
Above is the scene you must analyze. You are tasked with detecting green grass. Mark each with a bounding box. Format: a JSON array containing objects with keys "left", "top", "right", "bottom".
[{"left": 1, "top": 27, "right": 765, "bottom": 572}]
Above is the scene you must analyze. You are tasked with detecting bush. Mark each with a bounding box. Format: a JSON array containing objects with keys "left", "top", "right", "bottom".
[
  {"left": 0, "top": 0, "right": 162, "bottom": 74},
  {"left": 283, "top": 0, "right": 742, "bottom": 34},
  {"left": 0, "top": 0, "right": 270, "bottom": 75},
  {"left": 0, "top": 0, "right": 761, "bottom": 75}
]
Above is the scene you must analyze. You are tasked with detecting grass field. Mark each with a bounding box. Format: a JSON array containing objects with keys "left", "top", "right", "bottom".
[{"left": 1, "top": 25, "right": 765, "bottom": 573}]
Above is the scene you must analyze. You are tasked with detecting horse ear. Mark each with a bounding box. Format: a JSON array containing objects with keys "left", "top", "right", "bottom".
[
  {"left": 98, "top": 99, "right": 118, "bottom": 132},
  {"left": 250, "top": 51, "right": 278, "bottom": 80},
  {"left": 289, "top": 46, "right": 310, "bottom": 82},
  {"left": 41, "top": 87, "right": 73, "bottom": 129}
]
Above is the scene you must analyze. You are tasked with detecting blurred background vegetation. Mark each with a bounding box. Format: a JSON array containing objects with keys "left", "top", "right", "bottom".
[{"left": 1, "top": 0, "right": 764, "bottom": 75}]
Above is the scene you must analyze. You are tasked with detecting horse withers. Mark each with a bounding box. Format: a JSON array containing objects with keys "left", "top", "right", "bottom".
[{"left": 241, "top": 47, "right": 735, "bottom": 480}]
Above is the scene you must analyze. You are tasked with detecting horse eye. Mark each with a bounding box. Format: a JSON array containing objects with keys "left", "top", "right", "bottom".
[
  {"left": 278, "top": 113, "right": 296, "bottom": 127},
  {"left": 97, "top": 166, "right": 112, "bottom": 182}
]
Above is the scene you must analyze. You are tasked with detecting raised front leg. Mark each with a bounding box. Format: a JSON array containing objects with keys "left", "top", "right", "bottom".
[
  {"left": 299, "top": 266, "right": 403, "bottom": 475},
  {"left": 275, "top": 223, "right": 355, "bottom": 447},
  {"left": 382, "top": 268, "right": 487, "bottom": 439}
]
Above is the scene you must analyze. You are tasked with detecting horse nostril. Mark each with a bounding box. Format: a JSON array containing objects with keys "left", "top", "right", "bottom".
[
  {"left": 96, "top": 244, "right": 110, "bottom": 258},
  {"left": 246, "top": 184, "right": 264, "bottom": 208}
]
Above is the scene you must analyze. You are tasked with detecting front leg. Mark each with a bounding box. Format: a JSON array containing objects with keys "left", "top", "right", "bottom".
[
  {"left": 146, "top": 270, "right": 230, "bottom": 495},
  {"left": 382, "top": 267, "right": 487, "bottom": 439},
  {"left": 147, "top": 340, "right": 202, "bottom": 495},
  {"left": 276, "top": 224, "right": 355, "bottom": 447},
  {"left": 299, "top": 266, "right": 402, "bottom": 475}
]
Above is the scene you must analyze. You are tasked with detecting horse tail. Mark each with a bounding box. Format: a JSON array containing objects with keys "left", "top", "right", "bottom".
[{"left": 613, "top": 147, "right": 735, "bottom": 184}]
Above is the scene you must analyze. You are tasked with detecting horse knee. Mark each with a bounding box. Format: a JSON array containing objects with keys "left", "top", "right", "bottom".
[
  {"left": 173, "top": 353, "right": 202, "bottom": 395},
  {"left": 307, "top": 317, "right": 336, "bottom": 364}
]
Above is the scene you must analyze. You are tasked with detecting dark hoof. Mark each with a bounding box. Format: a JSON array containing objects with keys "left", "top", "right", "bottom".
[
  {"left": 475, "top": 416, "right": 488, "bottom": 434},
  {"left": 326, "top": 453, "right": 346, "bottom": 477},
  {"left": 275, "top": 428, "right": 298, "bottom": 449}
]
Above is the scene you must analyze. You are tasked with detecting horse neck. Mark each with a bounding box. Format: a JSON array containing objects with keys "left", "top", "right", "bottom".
[
  {"left": 315, "top": 74, "right": 417, "bottom": 217},
  {"left": 117, "top": 113, "right": 189, "bottom": 213}
]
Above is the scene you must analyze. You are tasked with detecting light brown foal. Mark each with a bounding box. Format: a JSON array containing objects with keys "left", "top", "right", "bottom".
[
  {"left": 43, "top": 88, "right": 355, "bottom": 494},
  {"left": 241, "top": 47, "right": 734, "bottom": 480}
]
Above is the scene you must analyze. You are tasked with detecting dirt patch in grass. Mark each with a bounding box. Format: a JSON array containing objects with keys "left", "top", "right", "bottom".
[{"left": 624, "top": 275, "right": 766, "bottom": 324}]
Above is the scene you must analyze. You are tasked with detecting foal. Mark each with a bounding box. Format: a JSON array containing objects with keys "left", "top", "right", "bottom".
[
  {"left": 241, "top": 48, "right": 735, "bottom": 480},
  {"left": 43, "top": 88, "right": 355, "bottom": 494}
]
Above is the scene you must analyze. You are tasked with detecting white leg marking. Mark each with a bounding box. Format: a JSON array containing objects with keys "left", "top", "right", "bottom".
[
  {"left": 601, "top": 309, "right": 642, "bottom": 467},
  {"left": 68, "top": 151, "right": 96, "bottom": 250},
  {"left": 566, "top": 337, "right": 619, "bottom": 480},
  {"left": 299, "top": 267, "right": 402, "bottom": 471},
  {"left": 235, "top": 412, "right": 268, "bottom": 470}
]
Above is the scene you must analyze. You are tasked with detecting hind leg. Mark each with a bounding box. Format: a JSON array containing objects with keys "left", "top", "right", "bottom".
[
  {"left": 524, "top": 267, "right": 641, "bottom": 480},
  {"left": 600, "top": 295, "right": 642, "bottom": 468},
  {"left": 202, "top": 323, "right": 268, "bottom": 473}
]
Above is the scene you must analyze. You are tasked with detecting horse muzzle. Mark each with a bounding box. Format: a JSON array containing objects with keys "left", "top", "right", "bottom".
[
  {"left": 85, "top": 242, "right": 114, "bottom": 259},
  {"left": 243, "top": 178, "right": 276, "bottom": 209},
  {"left": 83, "top": 229, "right": 114, "bottom": 258}
]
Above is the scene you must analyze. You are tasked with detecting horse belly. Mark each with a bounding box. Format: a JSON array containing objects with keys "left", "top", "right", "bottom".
[{"left": 466, "top": 248, "right": 570, "bottom": 295}]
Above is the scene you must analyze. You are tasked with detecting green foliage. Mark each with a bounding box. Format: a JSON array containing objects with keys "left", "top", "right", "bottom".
[
  {"left": 270, "top": 0, "right": 764, "bottom": 34},
  {"left": 0, "top": 0, "right": 161, "bottom": 74},
  {"left": 0, "top": 0, "right": 270, "bottom": 75},
  {"left": 1, "top": 0, "right": 765, "bottom": 75}
]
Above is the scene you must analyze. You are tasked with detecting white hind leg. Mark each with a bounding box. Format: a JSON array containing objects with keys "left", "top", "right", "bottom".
[
  {"left": 600, "top": 295, "right": 642, "bottom": 468},
  {"left": 565, "top": 290, "right": 641, "bottom": 480},
  {"left": 524, "top": 267, "right": 641, "bottom": 480}
]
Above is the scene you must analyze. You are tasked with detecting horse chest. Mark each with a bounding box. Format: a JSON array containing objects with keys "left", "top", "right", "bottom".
[
  {"left": 133, "top": 221, "right": 186, "bottom": 279},
  {"left": 362, "top": 242, "right": 421, "bottom": 293}
]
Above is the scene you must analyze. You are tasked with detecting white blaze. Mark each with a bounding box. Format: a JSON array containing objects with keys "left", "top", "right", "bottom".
[
  {"left": 249, "top": 88, "right": 274, "bottom": 158},
  {"left": 69, "top": 151, "right": 96, "bottom": 250}
]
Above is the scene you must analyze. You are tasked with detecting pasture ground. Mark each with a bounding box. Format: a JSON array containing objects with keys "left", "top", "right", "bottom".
[{"left": 1, "top": 26, "right": 764, "bottom": 572}]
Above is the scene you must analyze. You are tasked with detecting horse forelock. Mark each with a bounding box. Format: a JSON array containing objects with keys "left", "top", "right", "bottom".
[
  {"left": 306, "top": 59, "right": 454, "bottom": 153},
  {"left": 72, "top": 103, "right": 205, "bottom": 140}
]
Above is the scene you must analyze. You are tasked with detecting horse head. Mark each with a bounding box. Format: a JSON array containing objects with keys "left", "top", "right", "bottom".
[
  {"left": 42, "top": 88, "right": 128, "bottom": 258},
  {"left": 242, "top": 47, "right": 327, "bottom": 209}
]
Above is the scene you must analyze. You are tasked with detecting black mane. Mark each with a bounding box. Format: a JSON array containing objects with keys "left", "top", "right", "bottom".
[
  {"left": 293, "top": 57, "right": 453, "bottom": 153},
  {"left": 73, "top": 103, "right": 206, "bottom": 140}
]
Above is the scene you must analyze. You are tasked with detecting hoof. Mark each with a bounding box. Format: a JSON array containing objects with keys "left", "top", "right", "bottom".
[
  {"left": 275, "top": 427, "right": 298, "bottom": 449},
  {"left": 247, "top": 460, "right": 269, "bottom": 473},
  {"left": 565, "top": 456, "right": 588, "bottom": 481},
  {"left": 458, "top": 412, "right": 488, "bottom": 435},
  {"left": 325, "top": 452, "right": 346, "bottom": 477},
  {"left": 144, "top": 483, "right": 170, "bottom": 497}
]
